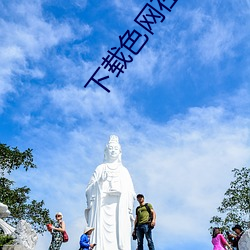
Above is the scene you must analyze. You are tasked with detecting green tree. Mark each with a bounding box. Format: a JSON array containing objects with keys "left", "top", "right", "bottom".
[
  {"left": 210, "top": 167, "right": 250, "bottom": 232},
  {"left": 0, "top": 143, "right": 52, "bottom": 233}
]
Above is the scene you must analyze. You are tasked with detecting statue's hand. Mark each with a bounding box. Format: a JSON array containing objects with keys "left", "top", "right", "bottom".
[
  {"left": 88, "top": 201, "right": 93, "bottom": 208},
  {"left": 101, "top": 171, "right": 108, "bottom": 181},
  {"left": 86, "top": 195, "right": 95, "bottom": 209},
  {"left": 129, "top": 213, "right": 135, "bottom": 222}
]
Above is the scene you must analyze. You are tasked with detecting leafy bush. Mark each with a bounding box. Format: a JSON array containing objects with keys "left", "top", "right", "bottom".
[
  {"left": 210, "top": 167, "right": 250, "bottom": 232},
  {"left": 0, "top": 234, "right": 14, "bottom": 246}
]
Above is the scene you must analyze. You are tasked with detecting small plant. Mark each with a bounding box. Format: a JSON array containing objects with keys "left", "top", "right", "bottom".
[{"left": 0, "top": 234, "right": 14, "bottom": 247}]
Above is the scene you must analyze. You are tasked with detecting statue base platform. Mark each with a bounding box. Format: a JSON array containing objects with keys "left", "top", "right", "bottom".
[{"left": 1, "top": 245, "right": 26, "bottom": 250}]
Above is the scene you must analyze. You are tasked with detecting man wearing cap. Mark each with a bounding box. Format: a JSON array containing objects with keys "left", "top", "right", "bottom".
[
  {"left": 230, "top": 225, "right": 244, "bottom": 250},
  {"left": 79, "top": 227, "right": 96, "bottom": 250},
  {"left": 133, "top": 194, "right": 156, "bottom": 250}
]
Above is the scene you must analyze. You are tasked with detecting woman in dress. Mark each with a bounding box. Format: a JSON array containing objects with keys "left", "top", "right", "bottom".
[
  {"left": 212, "top": 227, "right": 232, "bottom": 250},
  {"left": 49, "top": 212, "right": 66, "bottom": 250}
]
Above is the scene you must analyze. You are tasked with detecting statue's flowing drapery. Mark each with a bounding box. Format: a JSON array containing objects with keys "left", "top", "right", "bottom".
[
  {"left": 85, "top": 163, "right": 135, "bottom": 250},
  {"left": 239, "top": 229, "right": 250, "bottom": 250},
  {"left": 0, "top": 202, "right": 15, "bottom": 235}
]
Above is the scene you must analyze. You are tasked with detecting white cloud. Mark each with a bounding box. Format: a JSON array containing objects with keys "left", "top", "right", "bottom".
[
  {"left": 73, "top": 0, "right": 87, "bottom": 9},
  {"left": 155, "top": 4, "right": 247, "bottom": 67},
  {"left": 111, "top": 0, "right": 142, "bottom": 20},
  {"left": 122, "top": 46, "right": 159, "bottom": 89},
  {"left": 0, "top": 1, "right": 74, "bottom": 110},
  {"left": 10, "top": 91, "right": 250, "bottom": 249},
  {"left": 48, "top": 85, "right": 126, "bottom": 119},
  {"left": 196, "top": 20, "right": 235, "bottom": 62},
  {"left": 1, "top": 2, "right": 73, "bottom": 58}
]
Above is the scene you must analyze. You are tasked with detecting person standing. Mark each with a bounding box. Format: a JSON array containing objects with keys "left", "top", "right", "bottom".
[
  {"left": 79, "top": 227, "right": 96, "bottom": 250},
  {"left": 231, "top": 225, "right": 244, "bottom": 250},
  {"left": 211, "top": 227, "right": 232, "bottom": 250},
  {"left": 49, "top": 212, "right": 66, "bottom": 250},
  {"left": 133, "top": 194, "right": 156, "bottom": 250}
]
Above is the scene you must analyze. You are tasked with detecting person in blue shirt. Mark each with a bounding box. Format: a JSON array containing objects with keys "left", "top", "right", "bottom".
[{"left": 79, "top": 227, "right": 96, "bottom": 250}]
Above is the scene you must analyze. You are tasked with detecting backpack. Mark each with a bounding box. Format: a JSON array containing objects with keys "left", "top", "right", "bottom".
[{"left": 136, "top": 203, "right": 154, "bottom": 229}]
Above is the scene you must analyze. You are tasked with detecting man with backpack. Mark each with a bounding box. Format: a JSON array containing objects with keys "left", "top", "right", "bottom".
[{"left": 132, "top": 194, "right": 156, "bottom": 250}]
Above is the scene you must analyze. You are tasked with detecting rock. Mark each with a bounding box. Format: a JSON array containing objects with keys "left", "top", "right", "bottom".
[{"left": 239, "top": 229, "right": 250, "bottom": 250}]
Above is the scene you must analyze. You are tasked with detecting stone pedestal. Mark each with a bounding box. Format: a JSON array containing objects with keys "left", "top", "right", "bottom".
[
  {"left": 239, "top": 229, "right": 250, "bottom": 250},
  {"left": 2, "top": 246, "right": 26, "bottom": 250}
]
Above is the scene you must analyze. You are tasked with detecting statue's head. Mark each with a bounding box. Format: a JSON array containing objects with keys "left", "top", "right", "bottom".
[
  {"left": 0, "top": 202, "right": 10, "bottom": 218},
  {"left": 104, "top": 135, "right": 122, "bottom": 163}
]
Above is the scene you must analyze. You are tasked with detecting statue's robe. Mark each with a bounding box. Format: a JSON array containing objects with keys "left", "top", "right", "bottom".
[
  {"left": 239, "top": 229, "right": 250, "bottom": 250},
  {"left": 85, "top": 163, "right": 136, "bottom": 250}
]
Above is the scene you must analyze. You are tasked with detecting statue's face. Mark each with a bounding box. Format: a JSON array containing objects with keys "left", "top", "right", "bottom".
[{"left": 107, "top": 142, "right": 121, "bottom": 160}]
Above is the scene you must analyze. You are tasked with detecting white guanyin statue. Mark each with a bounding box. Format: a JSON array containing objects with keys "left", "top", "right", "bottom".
[
  {"left": 85, "top": 135, "right": 136, "bottom": 250},
  {"left": 0, "top": 202, "right": 15, "bottom": 235},
  {"left": 238, "top": 228, "right": 250, "bottom": 250}
]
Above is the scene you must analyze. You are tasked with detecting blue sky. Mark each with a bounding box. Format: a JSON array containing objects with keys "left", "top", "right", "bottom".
[{"left": 1, "top": 0, "right": 250, "bottom": 249}]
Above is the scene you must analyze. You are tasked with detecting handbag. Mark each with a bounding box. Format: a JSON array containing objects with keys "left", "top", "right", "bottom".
[
  {"left": 62, "top": 231, "right": 69, "bottom": 242},
  {"left": 46, "top": 224, "right": 52, "bottom": 232}
]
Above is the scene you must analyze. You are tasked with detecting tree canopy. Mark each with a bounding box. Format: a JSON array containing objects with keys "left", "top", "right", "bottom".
[
  {"left": 0, "top": 143, "right": 52, "bottom": 233},
  {"left": 210, "top": 167, "right": 250, "bottom": 232},
  {"left": 0, "top": 144, "right": 36, "bottom": 175}
]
